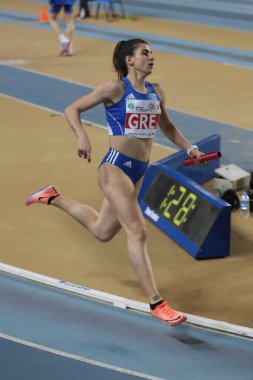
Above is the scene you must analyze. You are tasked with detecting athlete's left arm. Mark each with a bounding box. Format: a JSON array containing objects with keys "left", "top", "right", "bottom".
[{"left": 154, "top": 83, "right": 201, "bottom": 159}]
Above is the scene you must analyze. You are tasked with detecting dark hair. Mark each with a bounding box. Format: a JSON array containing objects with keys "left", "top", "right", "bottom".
[{"left": 113, "top": 39, "right": 148, "bottom": 79}]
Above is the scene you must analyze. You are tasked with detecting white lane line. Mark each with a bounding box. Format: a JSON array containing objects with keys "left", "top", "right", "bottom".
[{"left": 0, "top": 332, "right": 164, "bottom": 380}]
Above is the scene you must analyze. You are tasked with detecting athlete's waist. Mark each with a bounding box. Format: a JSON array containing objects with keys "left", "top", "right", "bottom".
[{"left": 109, "top": 136, "right": 152, "bottom": 162}]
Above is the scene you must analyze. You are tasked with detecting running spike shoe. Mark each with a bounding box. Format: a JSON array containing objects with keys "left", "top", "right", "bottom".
[
  {"left": 25, "top": 185, "right": 60, "bottom": 206},
  {"left": 150, "top": 300, "right": 186, "bottom": 326}
]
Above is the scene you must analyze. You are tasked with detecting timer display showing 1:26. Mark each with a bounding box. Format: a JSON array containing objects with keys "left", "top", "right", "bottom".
[{"left": 143, "top": 171, "right": 219, "bottom": 246}]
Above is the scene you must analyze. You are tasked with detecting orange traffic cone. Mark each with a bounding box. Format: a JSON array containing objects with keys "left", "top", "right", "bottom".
[{"left": 39, "top": 7, "right": 48, "bottom": 22}]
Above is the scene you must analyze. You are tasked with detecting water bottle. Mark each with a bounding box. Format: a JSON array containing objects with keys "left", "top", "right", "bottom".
[{"left": 240, "top": 191, "right": 250, "bottom": 220}]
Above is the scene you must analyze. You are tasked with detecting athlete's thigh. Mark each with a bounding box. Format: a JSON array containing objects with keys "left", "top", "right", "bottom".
[
  {"left": 98, "top": 164, "right": 145, "bottom": 232},
  {"left": 64, "top": 5, "right": 73, "bottom": 19},
  {"left": 49, "top": 4, "right": 61, "bottom": 15}
]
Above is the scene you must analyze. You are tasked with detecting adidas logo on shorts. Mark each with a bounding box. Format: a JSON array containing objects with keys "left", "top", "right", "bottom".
[{"left": 123, "top": 161, "right": 132, "bottom": 168}]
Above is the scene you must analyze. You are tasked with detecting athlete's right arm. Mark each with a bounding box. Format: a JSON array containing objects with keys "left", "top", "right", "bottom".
[{"left": 64, "top": 80, "right": 122, "bottom": 162}]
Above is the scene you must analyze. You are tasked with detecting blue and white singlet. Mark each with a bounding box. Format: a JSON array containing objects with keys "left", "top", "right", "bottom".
[{"left": 105, "top": 77, "right": 161, "bottom": 138}]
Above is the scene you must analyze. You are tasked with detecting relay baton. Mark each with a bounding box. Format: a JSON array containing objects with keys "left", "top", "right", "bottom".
[{"left": 183, "top": 151, "right": 221, "bottom": 166}]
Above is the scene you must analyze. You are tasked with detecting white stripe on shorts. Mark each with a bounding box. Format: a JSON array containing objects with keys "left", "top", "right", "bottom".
[
  {"left": 106, "top": 149, "right": 115, "bottom": 163},
  {"left": 106, "top": 149, "right": 119, "bottom": 165},
  {"left": 112, "top": 151, "right": 119, "bottom": 164}
]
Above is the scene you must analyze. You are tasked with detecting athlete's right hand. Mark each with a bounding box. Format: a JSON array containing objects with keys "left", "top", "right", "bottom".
[{"left": 77, "top": 135, "right": 92, "bottom": 162}]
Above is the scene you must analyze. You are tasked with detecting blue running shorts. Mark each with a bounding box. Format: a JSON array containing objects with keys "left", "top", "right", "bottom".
[
  {"left": 98, "top": 148, "right": 149, "bottom": 185},
  {"left": 49, "top": 4, "right": 74, "bottom": 14}
]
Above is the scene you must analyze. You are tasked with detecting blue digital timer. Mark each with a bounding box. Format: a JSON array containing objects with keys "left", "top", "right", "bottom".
[{"left": 138, "top": 136, "right": 231, "bottom": 259}]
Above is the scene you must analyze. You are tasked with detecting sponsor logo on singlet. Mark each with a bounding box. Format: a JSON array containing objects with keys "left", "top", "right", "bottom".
[
  {"left": 125, "top": 93, "right": 135, "bottom": 101},
  {"left": 125, "top": 99, "right": 161, "bottom": 138}
]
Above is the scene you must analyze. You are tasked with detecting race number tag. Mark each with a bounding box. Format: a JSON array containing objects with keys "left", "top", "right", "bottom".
[{"left": 125, "top": 99, "right": 161, "bottom": 138}]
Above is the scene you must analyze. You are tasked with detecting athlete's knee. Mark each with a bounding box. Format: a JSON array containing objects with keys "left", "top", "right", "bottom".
[
  {"left": 70, "top": 24, "right": 75, "bottom": 33},
  {"left": 93, "top": 228, "right": 115, "bottom": 243},
  {"left": 129, "top": 223, "right": 147, "bottom": 243},
  {"left": 95, "top": 233, "right": 113, "bottom": 243},
  {"left": 66, "top": 21, "right": 74, "bottom": 33}
]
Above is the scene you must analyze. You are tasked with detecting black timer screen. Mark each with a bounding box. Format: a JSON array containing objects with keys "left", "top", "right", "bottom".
[{"left": 143, "top": 170, "right": 219, "bottom": 246}]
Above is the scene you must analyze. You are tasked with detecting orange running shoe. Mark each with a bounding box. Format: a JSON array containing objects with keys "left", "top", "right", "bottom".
[
  {"left": 150, "top": 301, "right": 186, "bottom": 326},
  {"left": 25, "top": 185, "right": 60, "bottom": 206}
]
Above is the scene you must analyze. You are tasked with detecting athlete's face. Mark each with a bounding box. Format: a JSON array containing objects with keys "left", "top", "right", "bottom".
[{"left": 127, "top": 44, "right": 154, "bottom": 75}]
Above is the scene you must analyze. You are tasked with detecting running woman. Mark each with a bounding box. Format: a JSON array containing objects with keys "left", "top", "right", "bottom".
[
  {"left": 48, "top": 0, "right": 76, "bottom": 56},
  {"left": 25, "top": 39, "right": 201, "bottom": 325}
]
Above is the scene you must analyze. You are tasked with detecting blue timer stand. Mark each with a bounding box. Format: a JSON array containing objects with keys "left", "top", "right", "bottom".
[{"left": 138, "top": 134, "right": 231, "bottom": 259}]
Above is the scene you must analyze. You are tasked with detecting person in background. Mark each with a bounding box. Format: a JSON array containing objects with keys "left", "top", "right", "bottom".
[
  {"left": 75, "top": 0, "right": 91, "bottom": 19},
  {"left": 48, "top": 0, "right": 76, "bottom": 56},
  {"left": 25, "top": 39, "right": 202, "bottom": 326}
]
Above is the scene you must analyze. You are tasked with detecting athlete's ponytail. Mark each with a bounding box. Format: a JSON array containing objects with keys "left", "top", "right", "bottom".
[{"left": 113, "top": 39, "right": 148, "bottom": 79}]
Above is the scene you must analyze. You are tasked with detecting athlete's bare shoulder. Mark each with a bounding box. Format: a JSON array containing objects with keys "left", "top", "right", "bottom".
[
  {"left": 151, "top": 82, "right": 165, "bottom": 101},
  {"left": 98, "top": 79, "right": 121, "bottom": 89},
  {"left": 151, "top": 82, "right": 163, "bottom": 93},
  {"left": 98, "top": 79, "right": 124, "bottom": 105}
]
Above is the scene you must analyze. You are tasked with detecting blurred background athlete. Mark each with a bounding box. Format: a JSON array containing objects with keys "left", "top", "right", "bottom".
[{"left": 48, "top": 0, "right": 76, "bottom": 56}]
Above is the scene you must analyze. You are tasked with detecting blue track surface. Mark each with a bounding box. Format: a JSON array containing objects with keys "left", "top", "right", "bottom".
[
  {"left": 1, "top": 10, "right": 253, "bottom": 70},
  {"left": 1, "top": 64, "right": 253, "bottom": 171},
  {"left": 124, "top": 0, "right": 253, "bottom": 32},
  {"left": 27, "top": 0, "right": 253, "bottom": 32},
  {"left": 1, "top": 272, "right": 253, "bottom": 380},
  {"left": 1, "top": 4, "right": 253, "bottom": 378},
  {"left": 1, "top": 7, "right": 253, "bottom": 171},
  {"left": 0, "top": 338, "right": 140, "bottom": 380}
]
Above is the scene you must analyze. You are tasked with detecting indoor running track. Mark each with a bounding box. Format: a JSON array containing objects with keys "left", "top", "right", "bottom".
[{"left": 0, "top": 269, "right": 253, "bottom": 380}]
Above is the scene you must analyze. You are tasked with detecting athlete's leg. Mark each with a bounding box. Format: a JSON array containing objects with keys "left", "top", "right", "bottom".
[
  {"left": 97, "top": 163, "right": 162, "bottom": 304},
  {"left": 49, "top": 12, "right": 62, "bottom": 37},
  {"left": 48, "top": 5, "right": 71, "bottom": 55},
  {"left": 64, "top": 12, "right": 74, "bottom": 42},
  {"left": 51, "top": 195, "right": 121, "bottom": 242}
]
